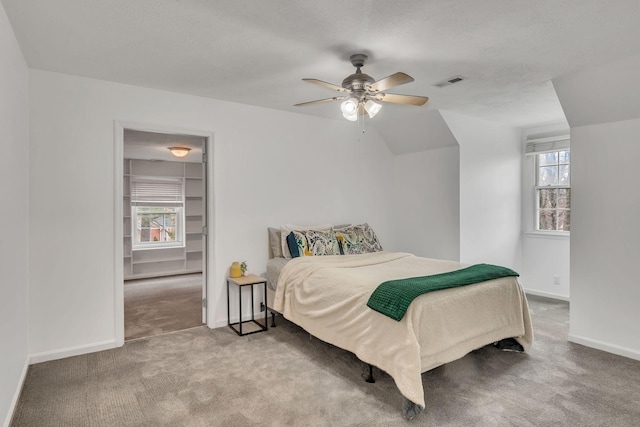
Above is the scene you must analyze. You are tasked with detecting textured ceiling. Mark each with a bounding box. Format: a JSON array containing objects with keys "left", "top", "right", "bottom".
[
  {"left": 3, "top": 0, "right": 640, "bottom": 149},
  {"left": 124, "top": 130, "right": 205, "bottom": 163}
]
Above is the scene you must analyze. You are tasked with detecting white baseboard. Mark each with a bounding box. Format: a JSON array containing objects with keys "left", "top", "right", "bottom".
[
  {"left": 524, "top": 288, "right": 570, "bottom": 302},
  {"left": 3, "top": 357, "right": 29, "bottom": 427},
  {"left": 29, "top": 339, "right": 119, "bottom": 364},
  {"left": 568, "top": 334, "right": 640, "bottom": 362},
  {"left": 210, "top": 319, "right": 226, "bottom": 329}
]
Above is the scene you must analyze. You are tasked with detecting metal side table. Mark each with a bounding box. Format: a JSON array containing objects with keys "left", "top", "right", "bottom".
[{"left": 227, "top": 274, "right": 268, "bottom": 336}]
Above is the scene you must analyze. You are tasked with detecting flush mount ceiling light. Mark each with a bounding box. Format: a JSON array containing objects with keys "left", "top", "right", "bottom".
[
  {"left": 295, "top": 53, "right": 429, "bottom": 121},
  {"left": 168, "top": 146, "right": 191, "bottom": 158}
]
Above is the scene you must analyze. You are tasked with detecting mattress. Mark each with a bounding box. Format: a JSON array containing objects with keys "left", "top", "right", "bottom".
[{"left": 266, "top": 257, "right": 289, "bottom": 291}]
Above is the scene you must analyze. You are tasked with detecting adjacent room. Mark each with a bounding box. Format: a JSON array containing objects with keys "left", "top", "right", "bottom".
[
  {"left": 122, "top": 129, "right": 208, "bottom": 340},
  {"left": 1, "top": 1, "right": 639, "bottom": 426}
]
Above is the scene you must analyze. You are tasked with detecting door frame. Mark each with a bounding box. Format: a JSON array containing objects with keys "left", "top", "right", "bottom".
[{"left": 114, "top": 120, "right": 215, "bottom": 346}]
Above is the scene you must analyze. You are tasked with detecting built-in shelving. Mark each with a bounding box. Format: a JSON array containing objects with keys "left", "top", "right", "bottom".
[{"left": 123, "top": 158, "right": 204, "bottom": 280}]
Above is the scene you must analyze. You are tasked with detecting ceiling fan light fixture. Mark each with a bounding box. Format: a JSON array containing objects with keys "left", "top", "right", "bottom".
[
  {"left": 169, "top": 146, "right": 191, "bottom": 158},
  {"left": 342, "top": 110, "right": 358, "bottom": 121},
  {"left": 364, "top": 99, "right": 382, "bottom": 118},
  {"left": 340, "top": 98, "right": 359, "bottom": 115}
]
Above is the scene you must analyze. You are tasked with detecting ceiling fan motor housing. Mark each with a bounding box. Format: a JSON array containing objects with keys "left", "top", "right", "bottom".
[
  {"left": 342, "top": 72, "right": 374, "bottom": 93},
  {"left": 342, "top": 54, "right": 375, "bottom": 100}
]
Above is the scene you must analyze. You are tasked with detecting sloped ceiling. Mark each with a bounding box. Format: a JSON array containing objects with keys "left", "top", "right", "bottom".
[
  {"left": 378, "top": 110, "right": 458, "bottom": 155},
  {"left": 553, "top": 52, "right": 640, "bottom": 128},
  {"left": 3, "top": 1, "right": 640, "bottom": 152}
]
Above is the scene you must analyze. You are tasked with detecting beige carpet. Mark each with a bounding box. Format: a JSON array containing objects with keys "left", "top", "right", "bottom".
[
  {"left": 125, "top": 273, "right": 204, "bottom": 340},
  {"left": 11, "top": 296, "right": 640, "bottom": 426}
]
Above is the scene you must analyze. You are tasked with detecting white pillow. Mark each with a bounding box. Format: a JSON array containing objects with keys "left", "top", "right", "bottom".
[{"left": 280, "top": 223, "right": 332, "bottom": 259}]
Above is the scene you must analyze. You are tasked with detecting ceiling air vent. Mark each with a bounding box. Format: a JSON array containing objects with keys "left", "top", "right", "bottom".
[{"left": 433, "top": 75, "right": 466, "bottom": 88}]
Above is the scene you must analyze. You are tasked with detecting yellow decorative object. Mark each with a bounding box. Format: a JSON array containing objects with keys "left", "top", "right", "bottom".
[{"left": 229, "top": 262, "right": 242, "bottom": 278}]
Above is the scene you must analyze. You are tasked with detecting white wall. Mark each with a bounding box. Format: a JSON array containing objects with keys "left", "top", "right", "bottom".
[
  {"left": 569, "top": 118, "right": 640, "bottom": 360},
  {"left": 391, "top": 146, "right": 460, "bottom": 260},
  {"left": 554, "top": 53, "right": 640, "bottom": 361},
  {"left": 28, "top": 70, "right": 394, "bottom": 360},
  {"left": 0, "top": 3, "right": 30, "bottom": 425},
  {"left": 520, "top": 234, "right": 570, "bottom": 300},
  {"left": 441, "top": 111, "right": 522, "bottom": 271},
  {"left": 520, "top": 122, "right": 570, "bottom": 300}
]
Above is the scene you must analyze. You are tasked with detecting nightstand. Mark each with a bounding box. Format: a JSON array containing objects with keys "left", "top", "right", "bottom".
[{"left": 227, "top": 274, "right": 268, "bottom": 336}]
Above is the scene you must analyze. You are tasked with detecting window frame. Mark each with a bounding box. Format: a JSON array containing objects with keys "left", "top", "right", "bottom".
[
  {"left": 130, "top": 176, "right": 186, "bottom": 251},
  {"left": 533, "top": 149, "right": 571, "bottom": 234},
  {"left": 131, "top": 205, "right": 185, "bottom": 250}
]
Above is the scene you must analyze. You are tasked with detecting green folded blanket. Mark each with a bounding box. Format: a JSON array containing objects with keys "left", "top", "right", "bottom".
[{"left": 367, "top": 264, "right": 519, "bottom": 321}]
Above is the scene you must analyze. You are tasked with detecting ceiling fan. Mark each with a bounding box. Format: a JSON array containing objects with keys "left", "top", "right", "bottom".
[{"left": 294, "top": 53, "right": 429, "bottom": 121}]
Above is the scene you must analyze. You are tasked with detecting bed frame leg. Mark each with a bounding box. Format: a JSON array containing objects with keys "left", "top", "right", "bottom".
[
  {"left": 365, "top": 364, "right": 375, "bottom": 383},
  {"left": 493, "top": 337, "right": 523, "bottom": 352},
  {"left": 269, "top": 311, "right": 276, "bottom": 327}
]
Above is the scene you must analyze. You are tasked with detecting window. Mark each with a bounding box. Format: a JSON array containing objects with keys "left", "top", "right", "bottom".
[
  {"left": 134, "top": 206, "right": 182, "bottom": 245},
  {"left": 535, "top": 150, "right": 570, "bottom": 232},
  {"left": 525, "top": 132, "right": 570, "bottom": 233},
  {"left": 130, "top": 177, "right": 185, "bottom": 249}
]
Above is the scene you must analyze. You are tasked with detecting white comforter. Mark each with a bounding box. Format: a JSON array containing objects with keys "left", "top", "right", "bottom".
[{"left": 273, "top": 251, "right": 533, "bottom": 409}]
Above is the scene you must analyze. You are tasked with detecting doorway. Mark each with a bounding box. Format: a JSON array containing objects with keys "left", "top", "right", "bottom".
[
  {"left": 116, "top": 126, "right": 211, "bottom": 342},
  {"left": 124, "top": 273, "right": 203, "bottom": 340}
]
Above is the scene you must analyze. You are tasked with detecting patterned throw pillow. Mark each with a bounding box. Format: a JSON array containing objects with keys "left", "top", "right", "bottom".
[
  {"left": 335, "top": 223, "right": 383, "bottom": 255},
  {"left": 303, "top": 228, "right": 341, "bottom": 256},
  {"left": 287, "top": 228, "right": 341, "bottom": 257},
  {"left": 286, "top": 231, "right": 307, "bottom": 258},
  {"left": 280, "top": 223, "right": 332, "bottom": 259}
]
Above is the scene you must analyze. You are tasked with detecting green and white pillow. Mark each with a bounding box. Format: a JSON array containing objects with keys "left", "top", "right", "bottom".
[
  {"left": 335, "top": 223, "right": 383, "bottom": 255},
  {"left": 280, "top": 223, "right": 332, "bottom": 259},
  {"left": 288, "top": 228, "right": 341, "bottom": 257}
]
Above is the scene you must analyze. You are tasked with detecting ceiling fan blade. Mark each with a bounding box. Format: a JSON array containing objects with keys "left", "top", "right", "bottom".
[
  {"left": 302, "top": 78, "right": 348, "bottom": 93},
  {"left": 375, "top": 93, "right": 429, "bottom": 106},
  {"left": 294, "top": 96, "right": 344, "bottom": 107},
  {"left": 368, "top": 72, "right": 414, "bottom": 92}
]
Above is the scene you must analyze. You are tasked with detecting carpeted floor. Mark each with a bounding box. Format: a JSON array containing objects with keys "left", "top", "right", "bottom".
[
  {"left": 11, "top": 295, "right": 640, "bottom": 426},
  {"left": 125, "top": 273, "right": 204, "bottom": 340}
]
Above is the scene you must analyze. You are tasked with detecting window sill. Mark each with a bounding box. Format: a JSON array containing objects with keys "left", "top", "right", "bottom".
[
  {"left": 524, "top": 231, "right": 570, "bottom": 240},
  {"left": 132, "top": 244, "right": 186, "bottom": 251}
]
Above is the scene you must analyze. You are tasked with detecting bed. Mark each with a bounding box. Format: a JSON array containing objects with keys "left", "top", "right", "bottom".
[{"left": 265, "top": 225, "right": 533, "bottom": 419}]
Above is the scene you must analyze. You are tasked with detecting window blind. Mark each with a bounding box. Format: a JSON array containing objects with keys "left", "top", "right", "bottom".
[
  {"left": 130, "top": 177, "right": 184, "bottom": 207},
  {"left": 525, "top": 133, "right": 570, "bottom": 155}
]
